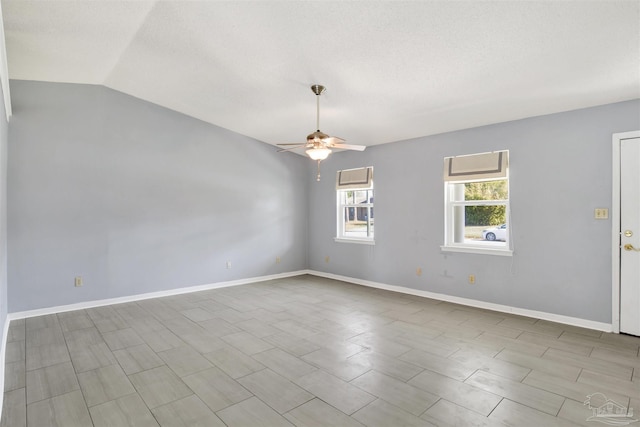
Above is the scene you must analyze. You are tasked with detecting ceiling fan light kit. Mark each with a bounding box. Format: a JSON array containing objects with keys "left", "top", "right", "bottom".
[
  {"left": 277, "top": 84, "right": 366, "bottom": 181},
  {"left": 306, "top": 147, "right": 331, "bottom": 160}
]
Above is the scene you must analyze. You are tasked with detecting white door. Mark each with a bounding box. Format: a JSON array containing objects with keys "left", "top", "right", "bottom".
[{"left": 620, "top": 136, "right": 640, "bottom": 335}]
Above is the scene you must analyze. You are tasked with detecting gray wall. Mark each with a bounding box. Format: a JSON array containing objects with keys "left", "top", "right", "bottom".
[
  {"left": 8, "top": 80, "right": 309, "bottom": 312},
  {"left": 6, "top": 79, "right": 640, "bottom": 324},
  {"left": 0, "top": 84, "right": 7, "bottom": 331},
  {"left": 309, "top": 100, "right": 640, "bottom": 323}
]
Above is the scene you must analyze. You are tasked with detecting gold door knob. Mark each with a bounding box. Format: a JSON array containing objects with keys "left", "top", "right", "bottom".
[
  {"left": 624, "top": 230, "right": 633, "bottom": 237},
  {"left": 624, "top": 243, "right": 640, "bottom": 251}
]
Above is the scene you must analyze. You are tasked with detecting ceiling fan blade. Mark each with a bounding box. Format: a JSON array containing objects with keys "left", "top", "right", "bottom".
[
  {"left": 332, "top": 143, "right": 366, "bottom": 151},
  {"left": 277, "top": 143, "right": 306, "bottom": 146},
  {"left": 277, "top": 145, "right": 306, "bottom": 153},
  {"left": 324, "top": 136, "right": 345, "bottom": 144}
]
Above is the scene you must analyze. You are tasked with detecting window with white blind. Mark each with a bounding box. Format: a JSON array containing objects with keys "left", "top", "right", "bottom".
[
  {"left": 442, "top": 151, "right": 512, "bottom": 255},
  {"left": 336, "top": 167, "right": 374, "bottom": 244}
]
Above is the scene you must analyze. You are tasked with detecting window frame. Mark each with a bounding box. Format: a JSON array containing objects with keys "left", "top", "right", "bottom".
[
  {"left": 335, "top": 184, "right": 375, "bottom": 245},
  {"left": 441, "top": 153, "right": 512, "bottom": 256}
]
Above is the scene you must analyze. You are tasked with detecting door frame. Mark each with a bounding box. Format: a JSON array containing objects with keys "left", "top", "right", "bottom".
[{"left": 612, "top": 130, "right": 640, "bottom": 333}]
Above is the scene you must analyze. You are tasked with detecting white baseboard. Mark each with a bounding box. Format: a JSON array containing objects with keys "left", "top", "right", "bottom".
[
  {"left": 6, "top": 267, "right": 615, "bottom": 329},
  {"left": 307, "top": 270, "right": 613, "bottom": 333},
  {"left": 8, "top": 270, "right": 308, "bottom": 320}
]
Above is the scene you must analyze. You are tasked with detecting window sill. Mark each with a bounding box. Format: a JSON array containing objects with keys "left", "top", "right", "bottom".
[
  {"left": 440, "top": 245, "right": 513, "bottom": 256},
  {"left": 335, "top": 237, "right": 375, "bottom": 245}
]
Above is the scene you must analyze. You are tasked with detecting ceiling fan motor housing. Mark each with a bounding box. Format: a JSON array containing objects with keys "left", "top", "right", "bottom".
[{"left": 307, "top": 130, "right": 330, "bottom": 147}]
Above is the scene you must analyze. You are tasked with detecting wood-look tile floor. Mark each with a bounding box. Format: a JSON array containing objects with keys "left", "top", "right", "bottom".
[{"left": 2, "top": 274, "right": 639, "bottom": 426}]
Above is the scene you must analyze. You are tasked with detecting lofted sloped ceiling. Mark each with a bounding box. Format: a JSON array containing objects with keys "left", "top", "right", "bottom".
[{"left": 2, "top": 1, "right": 639, "bottom": 149}]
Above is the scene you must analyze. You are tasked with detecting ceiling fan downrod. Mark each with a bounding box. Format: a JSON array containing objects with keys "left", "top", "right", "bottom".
[{"left": 311, "top": 85, "right": 325, "bottom": 131}]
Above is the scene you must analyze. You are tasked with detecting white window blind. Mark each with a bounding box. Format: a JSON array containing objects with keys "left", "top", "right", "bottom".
[
  {"left": 444, "top": 151, "right": 508, "bottom": 182},
  {"left": 336, "top": 167, "right": 373, "bottom": 190}
]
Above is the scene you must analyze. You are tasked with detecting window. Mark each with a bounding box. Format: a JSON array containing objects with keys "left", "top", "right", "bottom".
[
  {"left": 336, "top": 167, "right": 374, "bottom": 244},
  {"left": 443, "top": 151, "right": 511, "bottom": 255}
]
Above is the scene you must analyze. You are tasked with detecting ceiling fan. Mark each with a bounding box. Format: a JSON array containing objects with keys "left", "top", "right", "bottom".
[{"left": 278, "top": 84, "right": 366, "bottom": 181}]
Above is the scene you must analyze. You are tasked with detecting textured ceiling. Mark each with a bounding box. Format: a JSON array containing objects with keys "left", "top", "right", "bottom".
[{"left": 2, "top": 1, "right": 639, "bottom": 149}]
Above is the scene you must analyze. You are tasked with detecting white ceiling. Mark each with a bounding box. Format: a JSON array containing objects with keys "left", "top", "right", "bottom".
[{"left": 2, "top": 1, "right": 639, "bottom": 149}]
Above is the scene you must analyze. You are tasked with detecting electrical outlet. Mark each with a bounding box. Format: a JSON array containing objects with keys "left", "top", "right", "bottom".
[
  {"left": 594, "top": 208, "right": 609, "bottom": 219},
  {"left": 226, "top": 261, "right": 232, "bottom": 269},
  {"left": 468, "top": 274, "right": 475, "bottom": 284},
  {"left": 416, "top": 267, "right": 422, "bottom": 276},
  {"left": 74, "top": 276, "right": 83, "bottom": 287},
  {"left": 276, "top": 256, "right": 281, "bottom": 264},
  {"left": 325, "top": 256, "right": 330, "bottom": 263}
]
